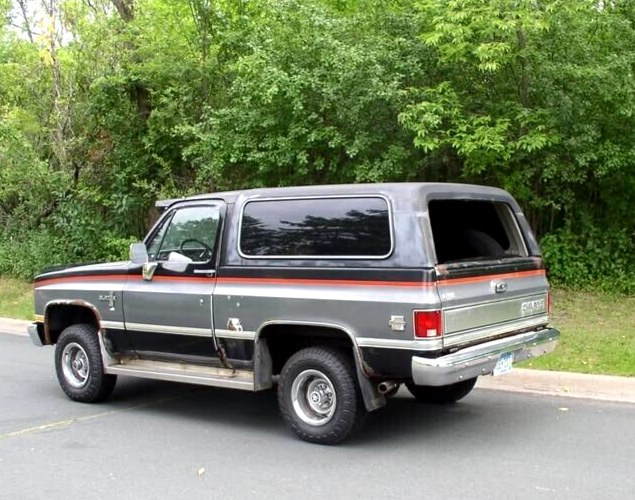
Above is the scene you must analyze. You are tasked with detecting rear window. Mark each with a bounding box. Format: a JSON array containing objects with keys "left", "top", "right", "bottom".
[
  {"left": 429, "top": 200, "right": 527, "bottom": 264},
  {"left": 239, "top": 197, "right": 392, "bottom": 258}
]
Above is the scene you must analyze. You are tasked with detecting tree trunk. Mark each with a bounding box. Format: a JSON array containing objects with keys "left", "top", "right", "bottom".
[
  {"left": 41, "top": 0, "right": 66, "bottom": 168},
  {"left": 110, "top": 0, "right": 151, "bottom": 119},
  {"left": 17, "top": 0, "right": 35, "bottom": 43}
]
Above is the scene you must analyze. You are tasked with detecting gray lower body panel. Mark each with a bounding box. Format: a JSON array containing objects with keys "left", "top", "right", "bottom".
[{"left": 411, "top": 327, "right": 560, "bottom": 387}]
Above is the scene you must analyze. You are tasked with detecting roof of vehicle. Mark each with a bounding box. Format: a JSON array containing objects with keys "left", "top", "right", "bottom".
[{"left": 156, "top": 182, "right": 511, "bottom": 210}]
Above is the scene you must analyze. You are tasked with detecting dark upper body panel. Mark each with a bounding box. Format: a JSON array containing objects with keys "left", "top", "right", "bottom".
[
  {"left": 157, "top": 182, "right": 538, "bottom": 269},
  {"left": 34, "top": 261, "right": 132, "bottom": 283}
]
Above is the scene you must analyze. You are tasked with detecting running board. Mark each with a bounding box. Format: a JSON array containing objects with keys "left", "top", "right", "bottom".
[{"left": 105, "top": 358, "right": 255, "bottom": 391}]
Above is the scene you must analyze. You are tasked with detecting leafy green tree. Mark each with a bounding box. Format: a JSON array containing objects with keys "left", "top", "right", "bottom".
[{"left": 183, "top": 0, "right": 433, "bottom": 190}]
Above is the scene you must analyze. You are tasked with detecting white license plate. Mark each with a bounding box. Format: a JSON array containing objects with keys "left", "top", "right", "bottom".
[{"left": 493, "top": 351, "right": 514, "bottom": 376}]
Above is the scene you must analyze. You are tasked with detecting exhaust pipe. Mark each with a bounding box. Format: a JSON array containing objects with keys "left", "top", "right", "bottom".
[{"left": 378, "top": 381, "right": 398, "bottom": 395}]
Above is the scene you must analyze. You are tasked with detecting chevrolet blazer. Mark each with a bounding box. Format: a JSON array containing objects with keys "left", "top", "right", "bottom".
[{"left": 28, "top": 183, "right": 559, "bottom": 444}]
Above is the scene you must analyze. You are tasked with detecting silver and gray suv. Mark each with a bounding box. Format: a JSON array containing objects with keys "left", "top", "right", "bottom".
[{"left": 28, "top": 183, "right": 559, "bottom": 444}]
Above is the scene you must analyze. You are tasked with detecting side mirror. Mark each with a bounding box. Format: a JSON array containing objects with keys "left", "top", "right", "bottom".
[
  {"left": 130, "top": 242, "right": 149, "bottom": 264},
  {"left": 162, "top": 252, "right": 193, "bottom": 273}
]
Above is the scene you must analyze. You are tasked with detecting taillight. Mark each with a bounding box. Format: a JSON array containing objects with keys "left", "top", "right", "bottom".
[
  {"left": 547, "top": 291, "right": 552, "bottom": 315},
  {"left": 414, "top": 310, "right": 443, "bottom": 338}
]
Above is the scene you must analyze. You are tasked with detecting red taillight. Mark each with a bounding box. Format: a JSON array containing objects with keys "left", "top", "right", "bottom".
[
  {"left": 547, "top": 291, "right": 552, "bottom": 315},
  {"left": 414, "top": 310, "right": 443, "bottom": 338}
]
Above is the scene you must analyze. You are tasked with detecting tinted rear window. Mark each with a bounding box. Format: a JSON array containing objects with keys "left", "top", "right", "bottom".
[{"left": 240, "top": 197, "right": 392, "bottom": 258}]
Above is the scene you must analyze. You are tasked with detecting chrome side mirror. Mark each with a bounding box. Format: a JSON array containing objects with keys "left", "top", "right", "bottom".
[
  {"left": 130, "top": 242, "right": 149, "bottom": 264},
  {"left": 142, "top": 262, "right": 158, "bottom": 281}
]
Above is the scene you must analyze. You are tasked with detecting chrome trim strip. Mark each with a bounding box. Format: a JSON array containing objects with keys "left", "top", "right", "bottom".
[
  {"left": 412, "top": 327, "right": 560, "bottom": 387},
  {"left": 43, "top": 299, "right": 103, "bottom": 345},
  {"left": 101, "top": 320, "right": 125, "bottom": 330},
  {"left": 443, "top": 314, "right": 549, "bottom": 348},
  {"left": 357, "top": 337, "right": 443, "bottom": 351},
  {"left": 237, "top": 194, "right": 395, "bottom": 260},
  {"left": 214, "top": 328, "right": 256, "bottom": 340},
  {"left": 124, "top": 322, "right": 213, "bottom": 337},
  {"left": 102, "top": 322, "right": 256, "bottom": 340},
  {"left": 254, "top": 319, "right": 368, "bottom": 376},
  {"left": 254, "top": 319, "right": 359, "bottom": 346}
]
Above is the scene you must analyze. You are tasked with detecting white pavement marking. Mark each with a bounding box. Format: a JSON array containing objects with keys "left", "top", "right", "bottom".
[{"left": 0, "top": 392, "right": 199, "bottom": 440}]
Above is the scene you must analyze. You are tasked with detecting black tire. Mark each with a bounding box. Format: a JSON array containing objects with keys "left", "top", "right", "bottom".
[
  {"left": 278, "top": 346, "right": 366, "bottom": 444},
  {"left": 55, "top": 323, "right": 117, "bottom": 403},
  {"left": 406, "top": 377, "right": 477, "bottom": 404}
]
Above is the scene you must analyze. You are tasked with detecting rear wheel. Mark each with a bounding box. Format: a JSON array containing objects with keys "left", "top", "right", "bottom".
[
  {"left": 278, "top": 346, "right": 365, "bottom": 444},
  {"left": 406, "top": 377, "right": 477, "bottom": 404},
  {"left": 55, "top": 323, "right": 117, "bottom": 403}
]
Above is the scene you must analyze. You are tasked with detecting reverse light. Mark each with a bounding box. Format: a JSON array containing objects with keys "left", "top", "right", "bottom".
[{"left": 414, "top": 310, "right": 443, "bottom": 338}]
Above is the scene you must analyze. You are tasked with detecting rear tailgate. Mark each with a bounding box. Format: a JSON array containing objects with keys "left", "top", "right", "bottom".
[{"left": 437, "top": 259, "right": 549, "bottom": 348}]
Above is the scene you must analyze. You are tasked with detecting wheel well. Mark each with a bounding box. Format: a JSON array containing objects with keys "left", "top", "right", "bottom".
[
  {"left": 258, "top": 324, "right": 356, "bottom": 375},
  {"left": 45, "top": 305, "right": 99, "bottom": 344}
]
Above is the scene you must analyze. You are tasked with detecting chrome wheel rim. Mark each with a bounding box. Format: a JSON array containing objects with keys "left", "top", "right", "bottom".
[
  {"left": 61, "top": 342, "right": 90, "bottom": 388},
  {"left": 291, "top": 369, "right": 337, "bottom": 427}
]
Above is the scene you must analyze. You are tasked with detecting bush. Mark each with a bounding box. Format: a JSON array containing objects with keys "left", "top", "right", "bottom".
[
  {"left": 541, "top": 226, "right": 635, "bottom": 294},
  {"left": 0, "top": 227, "right": 136, "bottom": 280}
]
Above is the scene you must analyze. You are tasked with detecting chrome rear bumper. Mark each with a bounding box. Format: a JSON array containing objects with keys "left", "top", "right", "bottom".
[{"left": 411, "top": 327, "right": 559, "bottom": 387}]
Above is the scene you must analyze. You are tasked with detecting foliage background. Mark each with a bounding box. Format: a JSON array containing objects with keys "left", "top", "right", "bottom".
[{"left": 1, "top": 0, "right": 634, "bottom": 291}]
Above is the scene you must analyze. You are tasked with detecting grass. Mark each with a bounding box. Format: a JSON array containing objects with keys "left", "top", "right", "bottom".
[
  {"left": 521, "top": 288, "right": 635, "bottom": 377},
  {"left": 0, "top": 277, "right": 34, "bottom": 320},
  {"left": 0, "top": 277, "right": 633, "bottom": 376}
]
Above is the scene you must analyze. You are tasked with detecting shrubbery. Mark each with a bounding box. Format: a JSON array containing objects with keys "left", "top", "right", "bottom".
[
  {"left": 0, "top": 227, "right": 134, "bottom": 280},
  {"left": 540, "top": 226, "right": 635, "bottom": 294}
]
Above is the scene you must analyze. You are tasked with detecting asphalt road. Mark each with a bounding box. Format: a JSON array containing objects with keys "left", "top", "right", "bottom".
[{"left": 1, "top": 333, "right": 633, "bottom": 500}]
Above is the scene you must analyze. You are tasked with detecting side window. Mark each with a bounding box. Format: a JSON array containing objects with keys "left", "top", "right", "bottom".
[
  {"left": 146, "top": 216, "right": 171, "bottom": 261},
  {"left": 240, "top": 197, "right": 392, "bottom": 258},
  {"left": 147, "top": 206, "right": 221, "bottom": 262}
]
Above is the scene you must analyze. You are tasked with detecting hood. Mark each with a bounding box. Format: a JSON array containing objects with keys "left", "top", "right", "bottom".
[{"left": 34, "top": 260, "right": 132, "bottom": 283}]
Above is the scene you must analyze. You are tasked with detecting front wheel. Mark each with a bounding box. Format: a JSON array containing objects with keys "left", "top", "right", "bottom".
[
  {"left": 406, "top": 377, "right": 477, "bottom": 404},
  {"left": 278, "top": 346, "right": 365, "bottom": 444},
  {"left": 55, "top": 323, "right": 117, "bottom": 403}
]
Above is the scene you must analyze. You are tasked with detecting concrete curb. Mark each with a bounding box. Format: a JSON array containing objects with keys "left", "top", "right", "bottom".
[
  {"left": 1, "top": 317, "right": 633, "bottom": 404},
  {"left": 0, "top": 317, "right": 30, "bottom": 336},
  {"left": 477, "top": 368, "right": 635, "bottom": 404}
]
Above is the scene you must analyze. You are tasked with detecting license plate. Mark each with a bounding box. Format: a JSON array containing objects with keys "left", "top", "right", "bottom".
[{"left": 493, "top": 351, "right": 514, "bottom": 376}]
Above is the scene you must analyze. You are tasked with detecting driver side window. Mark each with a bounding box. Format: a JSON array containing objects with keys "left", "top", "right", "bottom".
[{"left": 146, "top": 206, "right": 220, "bottom": 263}]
